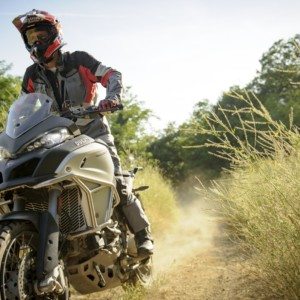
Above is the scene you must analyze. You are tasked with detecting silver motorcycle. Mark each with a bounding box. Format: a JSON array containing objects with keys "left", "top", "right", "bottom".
[{"left": 0, "top": 93, "right": 152, "bottom": 299}]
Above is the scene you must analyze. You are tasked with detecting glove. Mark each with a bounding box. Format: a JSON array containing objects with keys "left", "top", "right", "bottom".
[{"left": 98, "top": 99, "right": 119, "bottom": 111}]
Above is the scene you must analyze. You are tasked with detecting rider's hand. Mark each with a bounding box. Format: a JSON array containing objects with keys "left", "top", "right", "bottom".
[
  {"left": 82, "top": 102, "right": 91, "bottom": 108},
  {"left": 98, "top": 99, "right": 119, "bottom": 111}
]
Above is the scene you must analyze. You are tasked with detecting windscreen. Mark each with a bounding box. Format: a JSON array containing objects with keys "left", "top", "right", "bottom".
[{"left": 6, "top": 93, "right": 53, "bottom": 139}]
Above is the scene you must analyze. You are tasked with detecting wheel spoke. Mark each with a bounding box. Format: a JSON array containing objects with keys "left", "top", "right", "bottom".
[
  {"left": 26, "top": 233, "right": 34, "bottom": 249},
  {"left": 0, "top": 227, "right": 38, "bottom": 299},
  {"left": 10, "top": 238, "right": 19, "bottom": 271}
]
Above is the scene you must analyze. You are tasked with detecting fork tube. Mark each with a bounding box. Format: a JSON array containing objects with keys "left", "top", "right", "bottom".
[
  {"left": 12, "top": 193, "right": 25, "bottom": 211},
  {"left": 48, "top": 186, "right": 62, "bottom": 220},
  {"left": 36, "top": 186, "right": 62, "bottom": 281}
]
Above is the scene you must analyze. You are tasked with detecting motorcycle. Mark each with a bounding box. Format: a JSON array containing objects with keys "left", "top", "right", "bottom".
[{"left": 0, "top": 93, "right": 152, "bottom": 299}]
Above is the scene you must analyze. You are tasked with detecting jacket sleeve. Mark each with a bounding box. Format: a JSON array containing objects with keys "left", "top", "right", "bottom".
[
  {"left": 21, "top": 67, "right": 35, "bottom": 94},
  {"left": 96, "top": 67, "right": 123, "bottom": 102},
  {"left": 74, "top": 51, "right": 123, "bottom": 102},
  {"left": 106, "top": 71, "right": 122, "bottom": 101}
]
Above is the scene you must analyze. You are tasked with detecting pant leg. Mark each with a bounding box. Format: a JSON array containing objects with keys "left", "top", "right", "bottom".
[
  {"left": 97, "top": 133, "right": 122, "bottom": 175},
  {"left": 96, "top": 133, "right": 150, "bottom": 233}
]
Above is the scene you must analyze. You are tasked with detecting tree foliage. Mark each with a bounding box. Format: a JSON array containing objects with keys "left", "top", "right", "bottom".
[
  {"left": 0, "top": 61, "right": 21, "bottom": 130},
  {"left": 108, "top": 87, "right": 153, "bottom": 164},
  {"left": 248, "top": 35, "right": 300, "bottom": 126},
  {"left": 149, "top": 35, "right": 300, "bottom": 183},
  {"left": 149, "top": 100, "right": 223, "bottom": 183}
]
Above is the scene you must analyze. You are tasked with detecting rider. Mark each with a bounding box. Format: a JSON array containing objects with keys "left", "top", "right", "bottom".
[{"left": 12, "top": 9, "right": 153, "bottom": 257}]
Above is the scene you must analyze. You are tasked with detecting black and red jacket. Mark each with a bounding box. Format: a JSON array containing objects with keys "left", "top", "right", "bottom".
[{"left": 22, "top": 50, "right": 122, "bottom": 111}]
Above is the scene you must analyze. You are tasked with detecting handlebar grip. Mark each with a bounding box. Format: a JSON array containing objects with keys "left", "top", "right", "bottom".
[{"left": 98, "top": 103, "right": 124, "bottom": 114}]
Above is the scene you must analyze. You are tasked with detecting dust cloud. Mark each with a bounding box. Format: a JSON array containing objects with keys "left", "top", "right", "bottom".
[{"left": 153, "top": 200, "right": 217, "bottom": 274}]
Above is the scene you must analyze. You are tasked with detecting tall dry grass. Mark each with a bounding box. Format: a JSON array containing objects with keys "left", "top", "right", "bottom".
[
  {"left": 196, "top": 92, "right": 300, "bottom": 299},
  {"left": 134, "top": 164, "right": 179, "bottom": 234}
]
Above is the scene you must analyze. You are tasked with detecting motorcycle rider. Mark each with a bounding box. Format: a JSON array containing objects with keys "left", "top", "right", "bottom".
[{"left": 12, "top": 9, "right": 153, "bottom": 257}]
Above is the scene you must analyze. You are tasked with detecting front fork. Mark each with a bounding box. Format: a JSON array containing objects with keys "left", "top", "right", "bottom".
[{"left": 35, "top": 186, "right": 65, "bottom": 295}]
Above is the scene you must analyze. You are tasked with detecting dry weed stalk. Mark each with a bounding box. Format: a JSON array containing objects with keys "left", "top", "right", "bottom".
[{"left": 195, "top": 93, "right": 300, "bottom": 299}]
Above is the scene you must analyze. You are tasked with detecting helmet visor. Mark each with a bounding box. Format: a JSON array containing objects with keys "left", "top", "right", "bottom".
[{"left": 25, "top": 27, "right": 52, "bottom": 46}]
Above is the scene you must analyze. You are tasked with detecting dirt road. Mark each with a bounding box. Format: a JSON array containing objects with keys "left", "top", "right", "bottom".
[
  {"left": 73, "top": 201, "right": 272, "bottom": 300},
  {"left": 145, "top": 205, "right": 269, "bottom": 300}
]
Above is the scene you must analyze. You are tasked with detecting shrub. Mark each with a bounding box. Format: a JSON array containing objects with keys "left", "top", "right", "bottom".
[{"left": 196, "top": 92, "right": 300, "bottom": 299}]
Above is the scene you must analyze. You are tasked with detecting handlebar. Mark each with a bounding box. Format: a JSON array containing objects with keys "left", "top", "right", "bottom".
[{"left": 60, "top": 104, "right": 123, "bottom": 119}]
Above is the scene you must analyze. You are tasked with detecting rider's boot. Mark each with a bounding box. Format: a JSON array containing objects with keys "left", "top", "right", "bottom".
[
  {"left": 134, "top": 227, "right": 154, "bottom": 257},
  {"left": 116, "top": 177, "right": 154, "bottom": 257}
]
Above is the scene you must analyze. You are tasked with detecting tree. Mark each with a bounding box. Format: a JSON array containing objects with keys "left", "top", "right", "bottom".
[
  {"left": 0, "top": 61, "right": 21, "bottom": 130},
  {"left": 149, "top": 100, "right": 222, "bottom": 183},
  {"left": 108, "top": 87, "right": 153, "bottom": 164},
  {"left": 248, "top": 35, "right": 300, "bottom": 126},
  {"left": 148, "top": 122, "right": 187, "bottom": 182}
]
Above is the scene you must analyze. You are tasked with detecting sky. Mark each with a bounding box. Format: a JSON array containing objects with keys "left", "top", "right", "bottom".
[{"left": 1, "top": 0, "right": 300, "bottom": 132}]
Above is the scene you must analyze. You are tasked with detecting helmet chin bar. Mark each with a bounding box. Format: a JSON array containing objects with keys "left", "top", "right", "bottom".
[
  {"left": 30, "top": 39, "right": 65, "bottom": 65},
  {"left": 30, "top": 48, "right": 58, "bottom": 65}
]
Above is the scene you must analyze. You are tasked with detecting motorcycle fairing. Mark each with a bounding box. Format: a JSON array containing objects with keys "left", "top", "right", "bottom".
[
  {"left": 0, "top": 115, "right": 76, "bottom": 155},
  {"left": 0, "top": 135, "right": 94, "bottom": 192}
]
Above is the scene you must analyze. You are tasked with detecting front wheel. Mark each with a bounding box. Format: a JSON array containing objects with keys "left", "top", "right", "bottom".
[
  {"left": 0, "top": 221, "right": 69, "bottom": 299},
  {"left": 127, "top": 256, "right": 153, "bottom": 287}
]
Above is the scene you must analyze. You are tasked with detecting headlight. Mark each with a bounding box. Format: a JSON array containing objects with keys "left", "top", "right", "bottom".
[
  {"left": 26, "top": 128, "right": 72, "bottom": 152},
  {"left": 0, "top": 147, "right": 11, "bottom": 161},
  {"left": 40, "top": 128, "right": 71, "bottom": 148}
]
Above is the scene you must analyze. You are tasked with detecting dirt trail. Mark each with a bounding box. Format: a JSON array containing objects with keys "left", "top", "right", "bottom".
[
  {"left": 74, "top": 201, "right": 268, "bottom": 300},
  {"left": 146, "top": 203, "right": 267, "bottom": 300}
]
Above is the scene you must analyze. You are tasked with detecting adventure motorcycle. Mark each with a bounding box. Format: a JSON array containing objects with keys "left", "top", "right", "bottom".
[{"left": 0, "top": 93, "right": 152, "bottom": 299}]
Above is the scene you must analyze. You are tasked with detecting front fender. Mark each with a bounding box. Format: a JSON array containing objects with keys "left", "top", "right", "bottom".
[
  {"left": 0, "top": 211, "right": 59, "bottom": 280},
  {"left": 0, "top": 211, "right": 41, "bottom": 229}
]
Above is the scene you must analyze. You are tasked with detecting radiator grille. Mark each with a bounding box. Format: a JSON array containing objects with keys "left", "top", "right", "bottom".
[
  {"left": 25, "top": 187, "right": 87, "bottom": 235},
  {"left": 25, "top": 200, "right": 48, "bottom": 211},
  {"left": 59, "top": 187, "right": 87, "bottom": 234}
]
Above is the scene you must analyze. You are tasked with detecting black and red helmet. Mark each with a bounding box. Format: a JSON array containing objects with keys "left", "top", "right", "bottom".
[{"left": 13, "top": 9, "right": 64, "bottom": 64}]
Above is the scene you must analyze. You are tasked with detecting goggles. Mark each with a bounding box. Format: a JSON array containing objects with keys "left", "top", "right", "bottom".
[{"left": 25, "top": 28, "right": 51, "bottom": 46}]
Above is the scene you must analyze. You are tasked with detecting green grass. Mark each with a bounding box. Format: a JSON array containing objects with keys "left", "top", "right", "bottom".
[{"left": 196, "top": 92, "right": 300, "bottom": 299}]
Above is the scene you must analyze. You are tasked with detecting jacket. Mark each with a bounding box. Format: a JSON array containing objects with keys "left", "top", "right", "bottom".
[{"left": 21, "top": 50, "right": 123, "bottom": 136}]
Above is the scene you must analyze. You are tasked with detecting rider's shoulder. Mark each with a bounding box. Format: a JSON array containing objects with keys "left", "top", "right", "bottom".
[
  {"left": 24, "top": 63, "right": 39, "bottom": 77},
  {"left": 66, "top": 51, "right": 100, "bottom": 67}
]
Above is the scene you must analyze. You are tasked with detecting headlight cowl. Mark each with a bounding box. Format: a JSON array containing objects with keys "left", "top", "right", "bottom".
[{"left": 26, "top": 128, "right": 72, "bottom": 152}]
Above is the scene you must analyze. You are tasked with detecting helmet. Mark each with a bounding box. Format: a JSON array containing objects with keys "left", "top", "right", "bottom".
[{"left": 13, "top": 9, "right": 64, "bottom": 64}]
